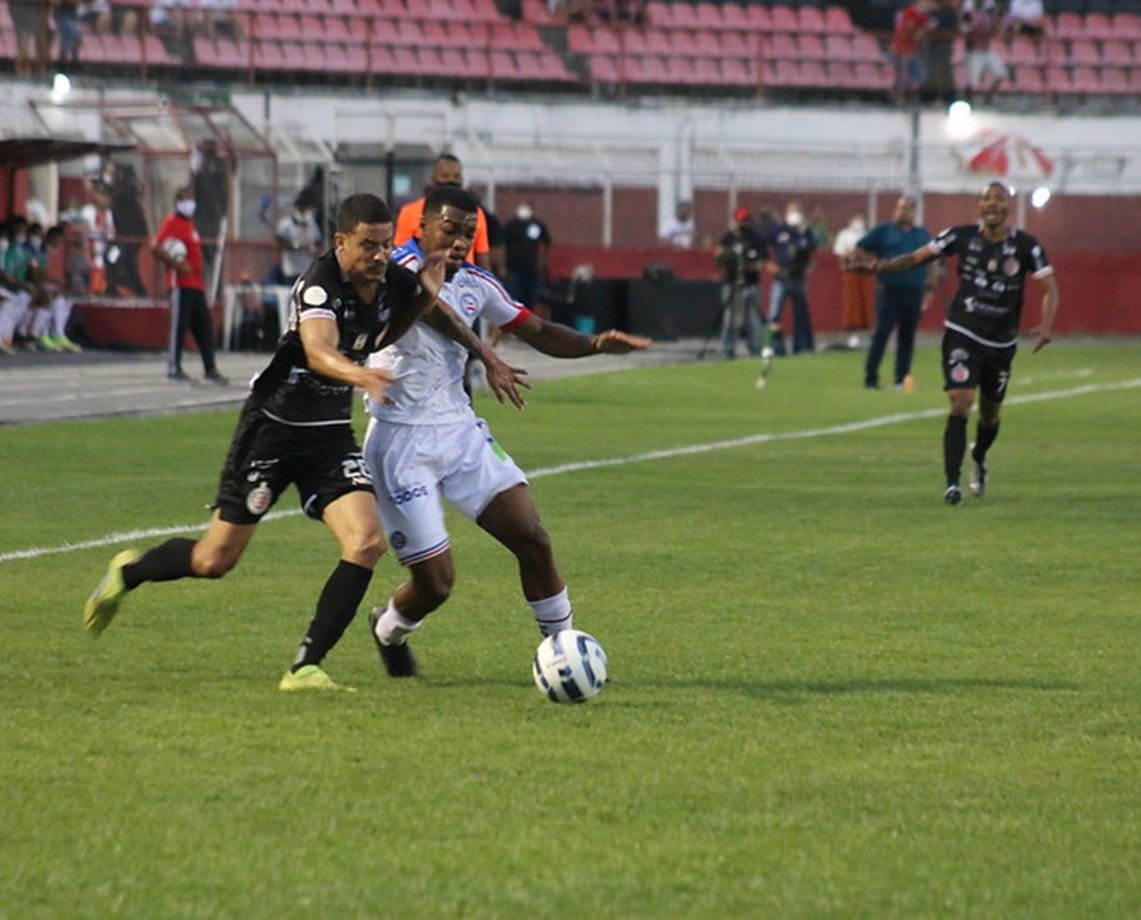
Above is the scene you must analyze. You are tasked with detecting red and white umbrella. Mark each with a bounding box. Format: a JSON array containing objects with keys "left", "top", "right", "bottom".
[{"left": 966, "top": 132, "right": 1054, "bottom": 178}]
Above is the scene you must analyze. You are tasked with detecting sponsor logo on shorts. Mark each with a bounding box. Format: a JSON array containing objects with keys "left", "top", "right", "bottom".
[
  {"left": 950, "top": 363, "right": 970, "bottom": 384},
  {"left": 391, "top": 484, "right": 429, "bottom": 505},
  {"left": 246, "top": 482, "right": 273, "bottom": 516},
  {"left": 390, "top": 531, "right": 407, "bottom": 550}
]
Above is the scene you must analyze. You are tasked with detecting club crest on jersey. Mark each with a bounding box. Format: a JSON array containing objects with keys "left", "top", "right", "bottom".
[
  {"left": 950, "top": 363, "right": 969, "bottom": 384},
  {"left": 460, "top": 292, "right": 479, "bottom": 317},
  {"left": 246, "top": 482, "right": 273, "bottom": 516},
  {"left": 1003, "top": 258, "right": 1020, "bottom": 276},
  {"left": 302, "top": 284, "right": 329, "bottom": 306}
]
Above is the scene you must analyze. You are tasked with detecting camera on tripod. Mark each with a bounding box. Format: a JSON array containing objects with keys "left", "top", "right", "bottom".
[{"left": 718, "top": 239, "right": 760, "bottom": 281}]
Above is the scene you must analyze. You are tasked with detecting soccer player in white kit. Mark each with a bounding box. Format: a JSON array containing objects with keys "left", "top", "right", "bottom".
[{"left": 363, "top": 185, "right": 651, "bottom": 676}]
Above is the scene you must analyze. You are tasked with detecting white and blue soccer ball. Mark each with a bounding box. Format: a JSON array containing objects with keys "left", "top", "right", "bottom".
[{"left": 532, "top": 629, "right": 608, "bottom": 703}]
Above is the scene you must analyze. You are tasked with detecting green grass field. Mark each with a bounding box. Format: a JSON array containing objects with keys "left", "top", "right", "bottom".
[{"left": 2, "top": 343, "right": 1138, "bottom": 918}]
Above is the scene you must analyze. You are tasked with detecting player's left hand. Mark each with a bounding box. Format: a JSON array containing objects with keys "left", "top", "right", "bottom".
[
  {"left": 592, "top": 330, "right": 653, "bottom": 354},
  {"left": 1031, "top": 329, "right": 1052, "bottom": 353}
]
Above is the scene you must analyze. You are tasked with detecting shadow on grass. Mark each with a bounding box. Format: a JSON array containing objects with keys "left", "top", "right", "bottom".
[{"left": 422, "top": 675, "right": 1081, "bottom": 699}]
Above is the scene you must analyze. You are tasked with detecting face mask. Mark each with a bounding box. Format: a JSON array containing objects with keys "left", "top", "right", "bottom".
[
  {"left": 516, "top": 205, "right": 533, "bottom": 220},
  {"left": 176, "top": 199, "right": 196, "bottom": 218},
  {"left": 29, "top": 235, "right": 42, "bottom": 248},
  {"left": 786, "top": 211, "right": 804, "bottom": 228}
]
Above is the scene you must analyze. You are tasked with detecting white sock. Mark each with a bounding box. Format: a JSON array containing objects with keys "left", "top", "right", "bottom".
[
  {"left": 374, "top": 598, "right": 422, "bottom": 647},
  {"left": 528, "top": 587, "right": 572, "bottom": 637}
]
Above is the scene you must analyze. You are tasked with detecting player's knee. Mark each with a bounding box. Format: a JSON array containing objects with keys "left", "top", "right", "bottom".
[
  {"left": 349, "top": 530, "right": 386, "bottom": 568},
  {"left": 414, "top": 570, "right": 453, "bottom": 609},
  {"left": 193, "top": 547, "right": 238, "bottom": 579},
  {"left": 515, "top": 522, "right": 554, "bottom": 564}
]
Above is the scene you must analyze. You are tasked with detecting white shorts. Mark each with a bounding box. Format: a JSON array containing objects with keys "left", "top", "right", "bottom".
[
  {"left": 363, "top": 415, "right": 527, "bottom": 565},
  {"left": 967, "top": 50, "right": 1007, "bottom": 86}
]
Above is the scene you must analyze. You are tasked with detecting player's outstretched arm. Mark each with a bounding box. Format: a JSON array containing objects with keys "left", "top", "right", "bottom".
[
  {"left": 420, "top": 301, "right": 530, "bottom": 409},
  {"left": 510, "top": 314, "right": 652, "bottom": 358},
  {"left": 871, "top": 245, "right": 938, "bottom": 275},
  {"left": 300, "top": 316, "right": 393, "bottom": 404}
]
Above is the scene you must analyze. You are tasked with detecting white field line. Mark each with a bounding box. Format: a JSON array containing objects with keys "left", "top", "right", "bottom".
[{"left": 3, "top": 377, "right": 1139, "bottom": 566}]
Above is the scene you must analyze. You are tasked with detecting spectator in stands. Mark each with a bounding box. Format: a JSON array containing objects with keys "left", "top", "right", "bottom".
[
  {"left": 152, "top": 186, "right": 227, "bottom": 384},
  {"left": 832, "top": 212, "right": 875, "bottom": 347},
  {"left": 850, "top": 195, "right": 936, "bottom": 391},
  {"left": 890, "top": 0, "right": 937, "bottom": 105},
  {"left": 1006, "top": 0, "right": 1045, "bottom": 41},
  {"left": 660, "top": 200, "right": 696, "bottom": 248},
  {"left": 108, "top": 163, "right": 150, "bottom": 297},
  {"left": 765, "top": 202, "right": 817, "bottom": 356},
  {"left": 10, "top": 1, "right": 49, "bottom": 78},
  {"left": 395, "top": 153, "right": 494, "bottom": 272},
  {"left": 716, "top": 209, "right": 765, "bottom": 360},
  {"left": 807, "top": 205, "right": 831, "bottom": 249},
  {"left": 78, "top": 1, "right": 112, "bottom": 35},
  {"left": 925, "top": 0, "right": 961, "bottom": 106},
  {"left": 54, "top": 2, "right": 84, "bottom": 69},
  {"left": 274, "top": 190, "right": 323, "bottom": 286},
  {"left": 962, "top": 0, "right": 1008, "bottom": 105},
  {"left": 503, "top": 202, "right": 552, "bottom": 313}
]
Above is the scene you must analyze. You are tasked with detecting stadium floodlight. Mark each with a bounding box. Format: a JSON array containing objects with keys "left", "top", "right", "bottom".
[
  {"left": 946, "top": 100, "right": 972, "bottom": 139},
  {"left": 1031, "top": 186, "right": 1052, "bottom": 209},
  {"left": 50, "top": 72, "right": 71, "bottom": 104}
]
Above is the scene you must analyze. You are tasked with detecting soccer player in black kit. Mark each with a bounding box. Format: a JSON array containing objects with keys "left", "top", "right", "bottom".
[
  {"left": 849, "top": 182, "right": 1060, "bottom": 504},
  {"left": 84, "top": 193, "right": 523, "bottom": 691}
]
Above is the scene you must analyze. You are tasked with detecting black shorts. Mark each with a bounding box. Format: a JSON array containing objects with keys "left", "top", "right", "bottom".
[
  {"left": 941, "top": 328, "right": 1016, "bottom": 403},
  {"left": 214, "top": 401, "right": 374, "bottom": 525}
]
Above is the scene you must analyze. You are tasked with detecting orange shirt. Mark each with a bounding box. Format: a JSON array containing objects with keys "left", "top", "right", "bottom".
[{"left": 394, "top": 197, "right": 490, "bottom": 262}]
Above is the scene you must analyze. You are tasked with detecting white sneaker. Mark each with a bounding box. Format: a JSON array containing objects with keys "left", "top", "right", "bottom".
[{"left": 969, "top": 448, "right": 988, "bottom": 498}]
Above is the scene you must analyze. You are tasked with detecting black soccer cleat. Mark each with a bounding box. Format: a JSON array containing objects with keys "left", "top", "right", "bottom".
[
  {"left": 944, "top": 484, "right": 963, "bottom": 506},
  {"left": 367, "top": 607, "right": 418, "bottom": 677}
]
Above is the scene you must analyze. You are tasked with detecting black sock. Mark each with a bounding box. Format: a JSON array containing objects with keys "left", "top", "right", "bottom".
[
  {"left": 291, "top": 560, "right": 374, "bottom": 671},
  {"left": 944, "top": 415, "right": 967, "bottom": 486},
  {"left": 974, "top": 421, "right": 1000, "bottom": 460},
  {"left": 122, "top": 538, "right": 196, "bottom": 590}
]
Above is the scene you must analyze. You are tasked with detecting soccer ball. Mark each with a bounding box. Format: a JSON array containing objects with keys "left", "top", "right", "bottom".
[
  {"left": 532, "top": 630, "right": 608, "bottom": 703},
  {"left": 162, "top": 238, "right": 188, "bottom": 261}
]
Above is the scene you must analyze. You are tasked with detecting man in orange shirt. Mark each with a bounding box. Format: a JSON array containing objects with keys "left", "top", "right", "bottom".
[{"left": 394, "top": 153, "right": 493, "bottom": 271}]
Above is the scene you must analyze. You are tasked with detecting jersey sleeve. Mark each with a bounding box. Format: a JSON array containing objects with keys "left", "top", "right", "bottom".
[
  {"left": 928, "top": 225, "right": 964, "bottom": 257},
  {"left": 153, "top": 213, "right": 177, "bottom": 246},
  {"left": 1026, "top": 236, "right": 1053, "bottom": 279},
  {"left": 294, "top": 264, "right": 337, "bottom": 324}
]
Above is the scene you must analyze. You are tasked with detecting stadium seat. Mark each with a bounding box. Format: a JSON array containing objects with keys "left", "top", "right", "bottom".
[
  {"left": 798, "top": 6, "right": 827, "bottom": 33},
  {"left": 719, "top": 4, "right": 751, "bottom": 31},
  {"left": 824, "top": 34, "right": 857, "bottom": 61},
  {"left": 744, "top": 4, "right": 773, "bottom": 32},
  {"left": 1083, "top": 12, "right": 1114, "bottom": 39},
  {"left": 1100, "top": 39, "right": 1132, "bottom": 65},
  {"left": 520, "top": 0, "right": 555, "bottom": 26},
  {"left": 1052, "top": 13, "right": 1085, "bottom": 38},
  {"left": 1070, "top": 65, "right": 1102, "bottom": 93},
  {"left": 693, "top": 56, "right": 724, "bottom": 86},
  {"left": 1099, "top": 66, "right": 1133, "bottom": 93},
  {"left": 628, "top": 55, "right": 671, "bottom": 84},
  {"left": 589, "top": 53, "right": 621, "bottom": 83},
  {"left": 669, "top": 3, "right": 701, "bottom": 30},
  {"left": 720, "top": 57, "right": 757, "bottom": 88},
  {"left": 799, "top": 60, "right": 830, "bottom": 88},
  {"left": 1005, "top": 36, "right": 1043, "bottom": 65},
  {"left": 1045, "top": 65, "right": 1075, "bottom": 93},
  {"left": 720, "top": 31, "right": 751, "bottom": 57},
  {"left": 823, "top": 5, "right": 854, "bottom": 35},
  {"left": 254, "top": 40, "right": 289, "bottom": 71},
  {"left": 490, "top": 49, "right": 519, "bottom": 80},
  {"left": 769, "top": 5, "right": 799, "bottom": 32},
  {"left": 766, "top": 32, "right": 798, "bottom": 60},
  {"left": 1006, "top": 64, "right": 1045, "bottom": 93},
  {"left": 623, "top": 30, "right": 650, "bottom": 56},
  {"left": 799, "top": 34, "right": 826, "bottom": 61},
  {"left": 1111, "top": 13, "right": 1141, "bottom": 38},
  {"left": 1067, "top": 38, "right": 1100, "bottom": 65},
  {"left": 854, "top": 60, "right": 891, "bottom": 90}
]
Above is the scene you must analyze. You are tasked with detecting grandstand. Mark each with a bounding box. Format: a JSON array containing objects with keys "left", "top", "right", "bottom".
[{"left": 0, "top": 0, "right": 1138, "bottom": 344}]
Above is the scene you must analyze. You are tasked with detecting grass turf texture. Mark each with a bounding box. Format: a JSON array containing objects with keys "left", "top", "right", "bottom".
[{"left": 2, "top": 343, "right": 1138, "bottom": 918}]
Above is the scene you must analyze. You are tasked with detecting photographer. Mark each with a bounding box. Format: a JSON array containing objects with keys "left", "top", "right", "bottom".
[{"left": 716, "top": 208, "right": 766, "bottom": 359}]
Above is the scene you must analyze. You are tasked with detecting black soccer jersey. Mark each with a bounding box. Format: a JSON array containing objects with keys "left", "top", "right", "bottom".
[
  {"left": 248, "top": 249, "right": 421, "bottom": 425},
  {"left": 928, "top": 223, "right": 1052, "bottom": 347}
]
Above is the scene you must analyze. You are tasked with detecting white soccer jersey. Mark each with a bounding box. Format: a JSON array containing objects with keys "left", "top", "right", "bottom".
[{"left": 365, "top": 240, "right": 530, "bottom": 425}]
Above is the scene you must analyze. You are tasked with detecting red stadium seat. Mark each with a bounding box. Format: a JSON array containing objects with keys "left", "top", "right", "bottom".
[
  {"left": 823, "top": 5, "right": 854, "bottom": 35},
  {"left": 1005, "top": 64, "right": 1045, "bottom": 93},
  {"left": 769, "top": 5, "right": 798, "bottom": 32},
  {"left": 645, "top": 30, "right": 673, "bottom": 56},
  {"left": 798, "top": 6, "right": 826, "bottom": 34},
  {"left": 1069, "top": 65, "right": 1102, "bottom": 93},
  {"left": 1051, "top": 13, "right": 1084, "bottom": 39},
  {"left": 1045, "top": 65, "right": 1074, "bottom": 93},
  {"left": 766, "top": 32, "right": 798, "bottom": 61},
  {"left": 623, "top": 30, "right": 649, "bottom": 56},
  {"left": 1083, "top": 13, "right": 1114, "bottom": 40},
  {"left": 799, "top": 34, "right": 826, "bottom": 61},
  {"left": 719, "top": 4, "right": 751, "bottom": 32},
  {"left": 1111, "top": 13, "right": 1141, "bottom": 39},
  {"left": 1067, "top": 38, "right": 1100, "bottom": 65},
  {"left": 693, "top": 56, "right": 724, "bottom": 86},
  {"left": 1100, "top": 40, "right": 1132, "bottom": 65},
  {"left": 1099, "top": 66, "right": 1132, "bottom": 93},
  {"left": 721, "top": 57, "right": 757, "bottom": 87},
  {"left": 589, "top": 53, "right": 621, "bottom": 83}
]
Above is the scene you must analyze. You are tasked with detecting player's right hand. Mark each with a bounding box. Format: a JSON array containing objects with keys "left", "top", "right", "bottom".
[
  {"left": 483, "top": 350, "right": 530, "bottom": 410},
  {"left": 361, "top": 366, "right": 394, "bottom": 405}
]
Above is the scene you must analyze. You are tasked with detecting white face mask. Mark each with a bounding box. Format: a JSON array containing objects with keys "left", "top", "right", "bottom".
[
  {"left": 786, "top": 210, "right": 805, "bottom": 228},
  {"left": 516, "top": 205, "right": 533, "bottom": 221},
  {"left": 176, "top": 199, "right": 196, "bottom": 218}
]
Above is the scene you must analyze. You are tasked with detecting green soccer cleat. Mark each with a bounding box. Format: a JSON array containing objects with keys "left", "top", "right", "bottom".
[
  {"left": 278, "top": 665, "right": 357, "bottom": 693},
  {"left": 83, "top": 549, "right": 140, "bottom": 635}
]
